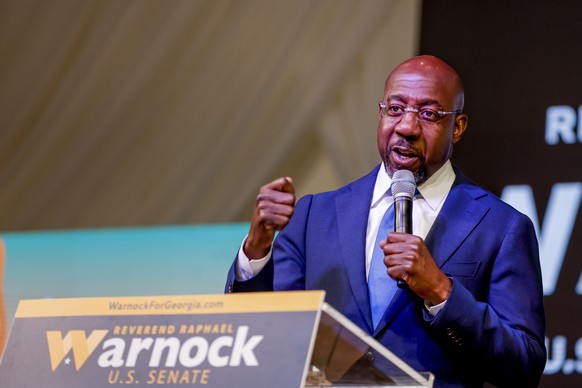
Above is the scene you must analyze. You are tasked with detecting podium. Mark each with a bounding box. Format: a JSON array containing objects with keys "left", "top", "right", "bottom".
[{"left": 0, "top": 291, "right": 433, "bottom": 387}]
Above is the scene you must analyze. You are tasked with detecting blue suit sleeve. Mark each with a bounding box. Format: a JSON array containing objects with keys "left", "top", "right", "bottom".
[{"left": 427, "top": 212, "right": 546, "bottom": 386}]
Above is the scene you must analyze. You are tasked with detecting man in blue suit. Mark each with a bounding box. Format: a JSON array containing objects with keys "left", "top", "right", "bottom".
[{"left": 225, "top": 56, "right": 546, "bottom": 387}]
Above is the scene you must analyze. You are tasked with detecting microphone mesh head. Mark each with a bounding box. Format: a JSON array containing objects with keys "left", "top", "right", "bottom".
[{"left": 391, "top": 170, "right": 416, "bottom": 198}]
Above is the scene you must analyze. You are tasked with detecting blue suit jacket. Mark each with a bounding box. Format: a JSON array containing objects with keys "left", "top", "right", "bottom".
[{"left": 226, "top": 165, "right": 546, "bottom": 387}]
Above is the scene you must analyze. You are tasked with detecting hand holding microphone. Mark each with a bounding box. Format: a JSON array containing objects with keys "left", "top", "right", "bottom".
[
  {"left": 385, "top": 170, "right": 451, "bottom": 303},
  {"left": 389, "top": 170, "right": 416, "bottom": 288}
]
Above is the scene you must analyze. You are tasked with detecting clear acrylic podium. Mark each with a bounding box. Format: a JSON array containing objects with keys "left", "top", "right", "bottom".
[{"left": 306, "top": 302, "right": 434, "bottom": 387}]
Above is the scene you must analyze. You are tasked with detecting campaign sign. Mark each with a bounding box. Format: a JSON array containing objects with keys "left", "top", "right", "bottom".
[{"left": 0, "top": 291, "right": 325, "bottom": 388}]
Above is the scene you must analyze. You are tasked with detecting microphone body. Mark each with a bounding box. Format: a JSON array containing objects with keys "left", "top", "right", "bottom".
[
  {"left": 390, "top": 170, "right": 417, "bottom": 288},
  {"left": 394, "top": 195, "right": 413, "bottom": 234}
]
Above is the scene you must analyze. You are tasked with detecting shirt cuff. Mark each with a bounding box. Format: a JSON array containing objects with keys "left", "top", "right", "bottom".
[
  {"left": 236, "top": 236, "right": 272, "bottom": 281},
  {"left": 424, "top": 299, "right": 447, "bottom": 317}
]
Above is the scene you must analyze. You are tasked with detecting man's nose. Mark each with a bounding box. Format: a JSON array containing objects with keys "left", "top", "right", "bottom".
[{"left": 395, "top": 111, "right": 421, "bottom": 137}]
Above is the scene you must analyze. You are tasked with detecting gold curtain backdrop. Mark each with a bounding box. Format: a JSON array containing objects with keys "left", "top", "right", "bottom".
[{"left": 0, "top": 0, "right": 420, "bottom": 231}]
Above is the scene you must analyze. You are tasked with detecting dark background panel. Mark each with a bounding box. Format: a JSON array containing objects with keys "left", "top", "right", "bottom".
[{"left": 420, "top": 1, "right": 582, "bottom": 386}]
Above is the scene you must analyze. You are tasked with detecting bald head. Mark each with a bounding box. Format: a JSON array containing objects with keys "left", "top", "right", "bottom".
[{"left": 386, "top": 55, "right": 465, "bottom": 112}]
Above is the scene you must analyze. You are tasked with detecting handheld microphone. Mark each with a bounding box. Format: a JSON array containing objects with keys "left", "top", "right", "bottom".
[{"left": 390, "top": 169, "right": 416, "bottom": 288}]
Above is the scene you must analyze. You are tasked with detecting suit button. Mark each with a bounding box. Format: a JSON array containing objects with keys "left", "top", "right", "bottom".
[{"left": 365, "top": 351, "right": 375, "bottom": 361}]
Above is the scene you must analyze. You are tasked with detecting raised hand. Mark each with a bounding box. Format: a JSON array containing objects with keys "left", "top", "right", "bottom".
[{"left": 244, "top": 177, "right": 295, "bottom": 260}]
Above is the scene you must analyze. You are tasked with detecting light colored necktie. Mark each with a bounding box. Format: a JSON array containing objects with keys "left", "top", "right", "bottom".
[{"left": 368, "top": 203, "right": 397, "bottom": 329}]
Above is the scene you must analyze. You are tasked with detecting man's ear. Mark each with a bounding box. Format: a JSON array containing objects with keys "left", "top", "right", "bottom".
[{"left": 452, "top": 114, "right": 468, "bottom": 144}]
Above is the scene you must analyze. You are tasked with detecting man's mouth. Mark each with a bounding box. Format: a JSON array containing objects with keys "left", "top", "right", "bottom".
[
  {"left": 390, "top": 145, "right": 419, "bottom": 164},
  {"left": 385, "top": 139, "right": 424, "bottom": 172},
  {"left": 393, "top": 146, "right": 418, "bottom": 158},
  {"left": 384, "top": 141, "right": 426, "bottom": 182}
]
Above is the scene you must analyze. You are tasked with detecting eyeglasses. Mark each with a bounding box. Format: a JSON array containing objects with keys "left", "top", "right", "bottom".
[{"left": 379, "top": 101, "right": 461, "bottom": 123}]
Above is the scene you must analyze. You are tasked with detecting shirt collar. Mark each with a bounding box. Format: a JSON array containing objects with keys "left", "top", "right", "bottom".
[{"left": 372, "top": 161, "right": 456, "bottom": 211}]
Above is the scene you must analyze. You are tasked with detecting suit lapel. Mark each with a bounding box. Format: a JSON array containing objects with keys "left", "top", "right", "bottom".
[
  {"left": 375, "top": 171, "right": 490, "bottom": 334},
  {"left": 336, "top": 166, "right": 379, "bottom": 333},
  {"left": 424, "top": 173, "right": 489, "bottom": 269}
]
